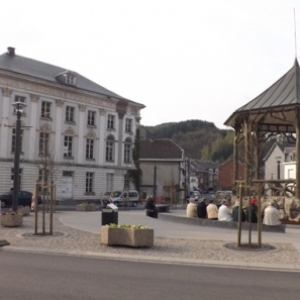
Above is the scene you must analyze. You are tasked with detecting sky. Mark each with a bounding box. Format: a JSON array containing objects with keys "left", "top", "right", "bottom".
[{"left": 1, "top": 0, "right": 300, "bottom": 129}]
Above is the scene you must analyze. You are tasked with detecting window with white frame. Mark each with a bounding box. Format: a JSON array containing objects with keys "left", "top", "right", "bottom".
[
  {"left": 107, "top": 114, "right": 115, "bottom": 129},
  {"left": 106, "top": 135, "right": 114, "bottom": 161},
  {"left": 125, "top": 118, "right": 132, "bottom": 133},
  {"left": 39, "top": 132, "right": 50, "bottom": 155},
  {"left": 11, "top": 168, "right": 22, "bottom": 190},
  {"left": 85, "top": 172, "right": 94, "bottom": 193},
  {"left": 11, "top": 128, "right": 24, "bottom": 153},
  {"left": 41, "top": 101, "right": 51, "bottom": 118},
  {"left": 63, "top": 136, "right": 73, "bottom": 157},
  {"left": 14, "top": 95, "right": 26, "bottom": 103},
  {"left": 288, "top": 169, "right": 295, "bottom": 179},
  {"left": 86, "top": 139, "right": 94, "bottom": 159},
  {"left": 65, "top": 106, "right": 75, "bottom": 122},
  {"left": 124, "top": 138, "right": 132, "bottom": 163},
  {"left": 65, "top": 73, "right": 77, "bottom": 86},
  {"left": 87, "top": 110, "right": 96, "bottom": 126}
]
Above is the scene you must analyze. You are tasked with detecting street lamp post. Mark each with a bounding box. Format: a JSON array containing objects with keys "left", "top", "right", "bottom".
[{"left": 12, "top": 102, "right": 26, "bottom": 212}]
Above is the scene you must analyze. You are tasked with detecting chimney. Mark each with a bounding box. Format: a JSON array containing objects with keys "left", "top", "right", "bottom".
[{"left": 7, "top": 47, "right": 15, "bottom": 56}]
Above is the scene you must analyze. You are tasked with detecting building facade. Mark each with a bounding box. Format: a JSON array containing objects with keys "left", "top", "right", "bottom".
[
  {"left": 139, "top": 139, "right": 185, "bottom": 203},
  {"left": 217, "top": 157, "right": 244, "bottom": 190},
  {"left": 0, "top": 47, "right": 144, "bottom": 201}
]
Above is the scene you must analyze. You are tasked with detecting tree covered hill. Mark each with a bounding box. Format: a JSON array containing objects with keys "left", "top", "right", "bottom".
[
  {"left": 143, "top": 119, "right": 234, "bottom": 162},
  {"left": 143, "top": 119, "right": 276, "bottom": 164}
]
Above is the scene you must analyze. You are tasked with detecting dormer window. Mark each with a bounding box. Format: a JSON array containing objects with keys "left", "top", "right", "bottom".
[
  {"left": 55, "top": 71, "right": 77, "bottom": 86},
  {"left": 65, "top": 73, "right": 76, "bottom": 85}
]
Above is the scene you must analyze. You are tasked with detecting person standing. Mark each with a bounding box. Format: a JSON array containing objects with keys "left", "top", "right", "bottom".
[
  {"left": 263, "top": 201, "right": 281, "bottom": 225},
  {"left": 206, "top": 199, "right": 218, "bottom": 220},
  {"left": 246, "top": 197, "right": 258, "bottom": 223},
  {"left": 218, "top": 199, "right": 232, "bottom": 221},
  {"left": 186, "top": 198, "right": 197, "bottom": 218},
  {"left": 197, "top": 198, "right": 207, "bottom": 218},
  {"left": 145, "top": 195, "right": 157, "bottom": 218}
]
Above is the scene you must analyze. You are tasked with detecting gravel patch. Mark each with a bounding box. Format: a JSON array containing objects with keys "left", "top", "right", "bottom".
[{"left": 1, "top": 213, "right": 300, "bottom": 266}]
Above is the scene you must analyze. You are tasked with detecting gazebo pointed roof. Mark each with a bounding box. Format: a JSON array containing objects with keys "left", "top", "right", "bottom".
[{"left": 225, "top": 59, "right": 300, "bottom": 130}]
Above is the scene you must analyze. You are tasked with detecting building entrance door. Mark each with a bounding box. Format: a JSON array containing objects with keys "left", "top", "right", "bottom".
[{"left": 61, "top": 171, "right": 73, "bottom": 199}]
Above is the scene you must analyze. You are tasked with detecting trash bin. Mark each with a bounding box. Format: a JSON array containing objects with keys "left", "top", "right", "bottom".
[{"left": 101, "top": 204, "right": 118, "bottom": 225}]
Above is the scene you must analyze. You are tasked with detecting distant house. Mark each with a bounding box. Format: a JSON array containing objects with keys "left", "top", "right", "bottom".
[
  {"left": 263, "top": 142, "right": 287, "bottom": 180},
  {"left": 189, "top": 159, "right": 218, "bottom": 192},
  {"left": 217, "top": 156, "right": 244, "bottom": 190},
  {"left": 284, "top": 147, "right": 296, "bottom": 179},
  {"left": 264, "top": 141, "right": 296, "bottom": 180},
  {"left": 139, "top": 139, "right": 184, "bottom": 203}
]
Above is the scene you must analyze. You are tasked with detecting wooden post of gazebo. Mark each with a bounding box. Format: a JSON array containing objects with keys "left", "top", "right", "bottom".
[{"left": 295, "top": 108, "right": 300, "bottom": 198}]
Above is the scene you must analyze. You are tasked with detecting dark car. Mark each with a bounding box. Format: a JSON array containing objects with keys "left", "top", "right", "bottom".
[{"left": 0, "top": 190, "right": 42, "bottom": 208}]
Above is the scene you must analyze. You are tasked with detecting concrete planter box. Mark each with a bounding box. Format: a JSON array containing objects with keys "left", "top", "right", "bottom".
[
  {"left": 76, "top": 203, "right": 96, "bottom": 211},
  {"left": 100, "top": 226, "right": 154, "bottom": 247},
  {"left": 1, "top": 214, "right": 23, "bottom": 227},
  {"left": 18, "top": 206, "right": 30, "bottom": 216}
]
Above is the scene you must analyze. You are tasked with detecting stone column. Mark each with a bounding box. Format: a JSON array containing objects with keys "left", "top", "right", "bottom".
[
  {"left": 117, "top": 111, "right": 125, "bottom": 167},
  {"left": 54, "top": 99, "right": 64, "bottom": 162},
  {"left": 99, "top": 108, "right": 106, "bottom": 165},
  {"left": 0, "top": 88, "right": 13, "bottom": 158},
  {"left": 243, "top": 118, "right": 250, "bottom": 194},
  {"left": 77, "top": 104, "right": 86, "bottom": 164},
  {"left": 295, "top": 108, "right": 300, "bottom": 198},
  {"left": 233, "top": 128, "right": 238, "bottom": 193},
  {"left": 28, "top": 94, "right": 39, "bottom": 160}
]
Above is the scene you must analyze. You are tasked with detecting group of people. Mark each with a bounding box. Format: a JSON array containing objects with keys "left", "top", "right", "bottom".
[{"left": 186, "top": 197, "right": 281, "bottom": 226}]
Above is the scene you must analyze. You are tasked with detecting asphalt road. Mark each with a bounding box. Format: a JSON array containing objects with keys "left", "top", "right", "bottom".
[{"left": 0, "top": 251, "right": 299, "bottom": 300}]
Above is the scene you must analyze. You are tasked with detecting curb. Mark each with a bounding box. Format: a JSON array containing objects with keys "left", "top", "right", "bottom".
[{"left": 2, "top": 245, "right": 300, "bottom": 273}]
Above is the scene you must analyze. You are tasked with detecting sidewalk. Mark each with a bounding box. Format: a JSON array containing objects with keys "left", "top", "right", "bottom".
[{"left": 1, "top": 209, "right": 300, "bottom": 272}]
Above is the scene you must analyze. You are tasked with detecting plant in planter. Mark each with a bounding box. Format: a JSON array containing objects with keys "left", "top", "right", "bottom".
[
  {"left": 1, "top": 210, "right": 23, "bottom": 227},
  {"left": 76, "top": 202, "right": 96, "bottom": 211},
  {"left": 100, "top": 223, "right": 154, "bottom": 247}
]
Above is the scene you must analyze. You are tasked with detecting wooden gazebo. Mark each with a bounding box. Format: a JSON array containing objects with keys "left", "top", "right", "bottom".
[{"left": 224, "top": 59, "right": 300, "bottom": 198}]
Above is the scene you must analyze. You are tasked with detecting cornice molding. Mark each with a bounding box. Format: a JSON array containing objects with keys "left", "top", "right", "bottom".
[{"left": 0, "top": 74, "right": 115, "bottom": 109}]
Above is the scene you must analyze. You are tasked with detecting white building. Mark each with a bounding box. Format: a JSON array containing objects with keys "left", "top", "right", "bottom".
[
  {"left": 283, "top": 147, "right": 296, "bottom": 180},
  {"left": 0, "top": 47, "right": 145, "bottom": 201},
  {"left": 263, "top": 142, "right": 285, "bottom": 181}
]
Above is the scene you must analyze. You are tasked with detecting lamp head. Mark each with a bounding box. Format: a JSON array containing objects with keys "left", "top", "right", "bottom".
[{"left": 12, "top": 101, "right": 27, "bottom": 113}]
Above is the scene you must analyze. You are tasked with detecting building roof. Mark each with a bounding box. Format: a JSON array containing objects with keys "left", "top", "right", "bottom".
[
  {"left": 262, "top": 141, "right": 294, "bottom": 162},
  {"left": 189, "top": 159, "right": 218, "bottom": 172},
  {"left": 0, "top": 47, "right": 144, "bottom": 107},
  {"left": 284, "top": 146, "right": 295, "bottom": 154},
  {"left": 140, "top": 139, "right": 183, "bottom": 160},
  {"left": 224, "top": 59, "right": 300, "bottom": 131}
]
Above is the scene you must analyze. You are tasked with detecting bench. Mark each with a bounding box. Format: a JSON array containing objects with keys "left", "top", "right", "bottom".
[
  {"left": 155, "top": 204, "right": 172, "bottom": 213},
  {"left": 157, "top": 213, "right": 286, "bottom": 233}
]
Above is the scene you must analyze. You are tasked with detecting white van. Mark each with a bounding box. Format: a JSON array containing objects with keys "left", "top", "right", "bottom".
[{"left": 102, "top": 190, "right": 139, "bottom": 207}]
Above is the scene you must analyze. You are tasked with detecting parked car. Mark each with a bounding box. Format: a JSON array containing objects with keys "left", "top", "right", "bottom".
[
  {"left": 189, "top": 191, "right": 199, "bottom": 201},
  {"left": 0, "top": 190, "right": 42, "bottom": 208},
  {"left": 102, "top": 190, "right": 139, "bottom": 207}
]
